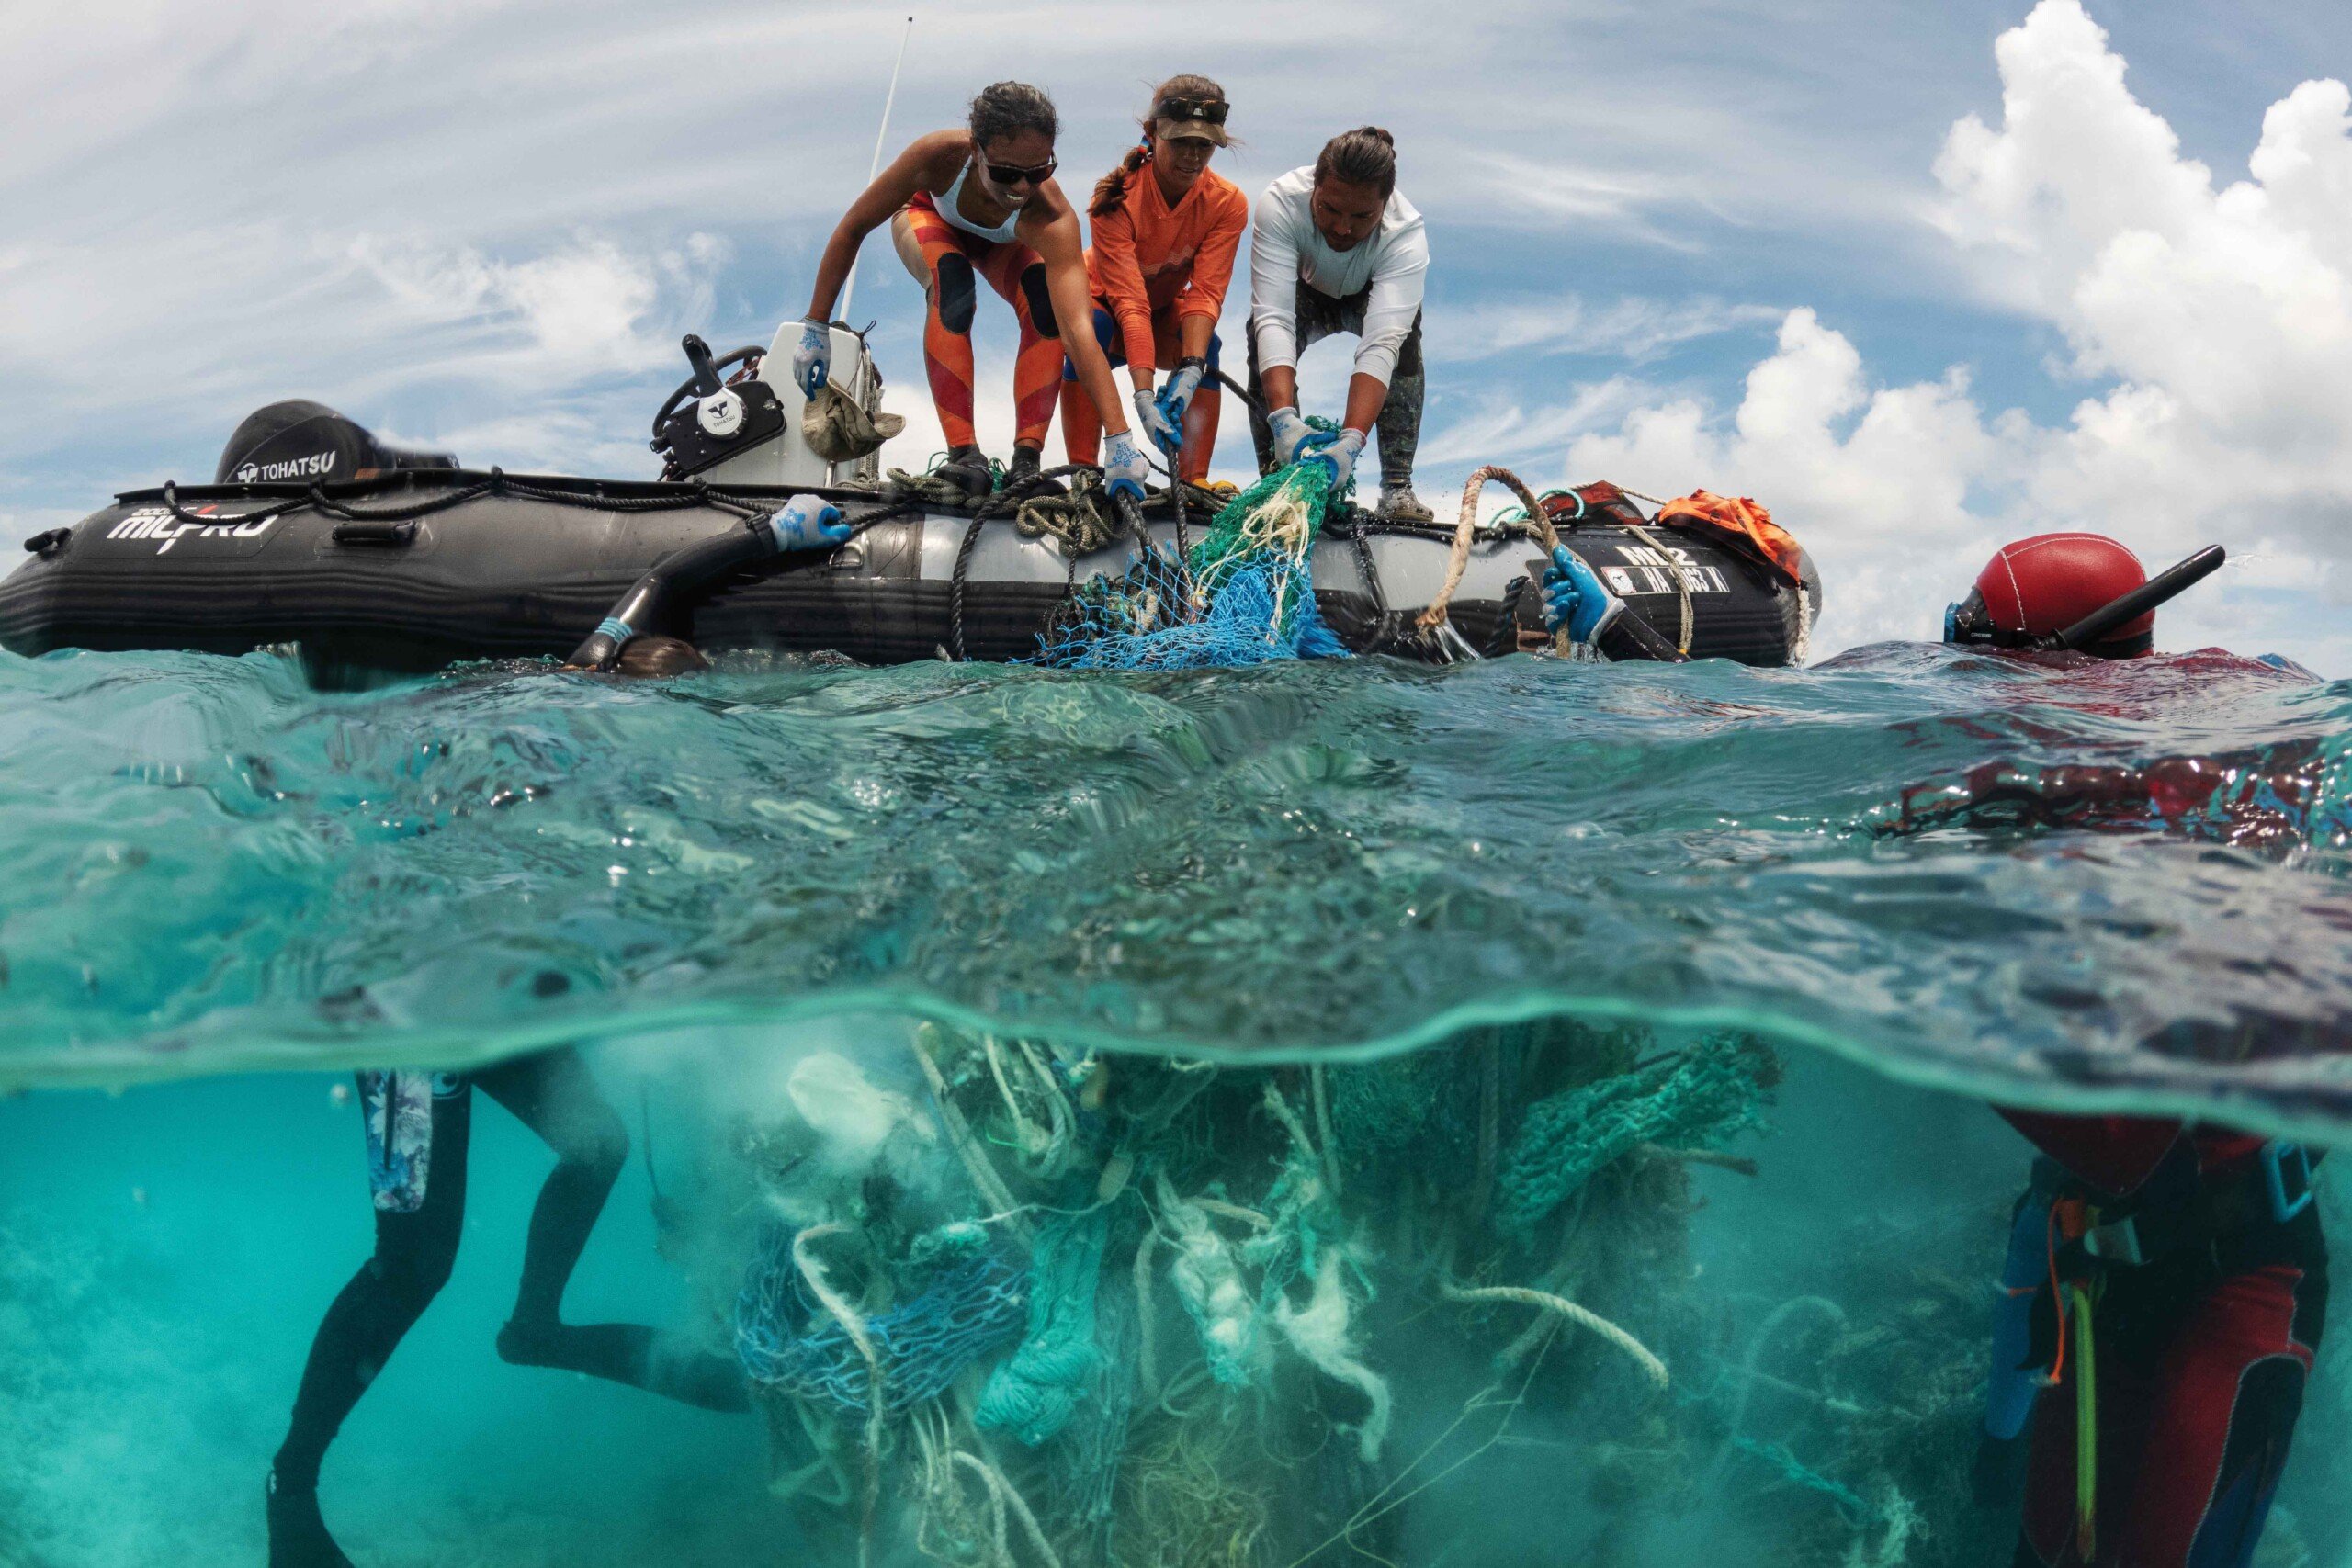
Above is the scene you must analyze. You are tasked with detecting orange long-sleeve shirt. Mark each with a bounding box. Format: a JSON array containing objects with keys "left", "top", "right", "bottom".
[{"left": 1084, "top": 162, "right": 1248, "bottom": 376}]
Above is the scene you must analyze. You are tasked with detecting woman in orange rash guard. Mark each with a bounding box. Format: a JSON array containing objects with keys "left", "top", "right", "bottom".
[
  {"left": 795, "top": 82, "right": 1148, "bottom": 503},
  {"left": 1059, "top": 75, "right": 1248, "bottom": 485}
]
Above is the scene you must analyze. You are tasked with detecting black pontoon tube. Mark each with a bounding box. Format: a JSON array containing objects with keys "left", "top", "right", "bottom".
[
  {"left": 2055, "top": 544, "right": 2226, "bottom": 650},
  {"left": 565, "top": 510, "right": 794, "bottom": 671}
]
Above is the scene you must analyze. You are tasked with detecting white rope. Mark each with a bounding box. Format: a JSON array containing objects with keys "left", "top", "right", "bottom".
[
  {"left": 1440, "top": 1276, "right": 1669, "bottom": 1390},
  {"left": 1419, "top": 466, "right": 1566, "bottom": 654}
]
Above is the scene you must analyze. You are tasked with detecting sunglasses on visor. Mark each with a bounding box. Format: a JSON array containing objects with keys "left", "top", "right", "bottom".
[
  {"left": 984, "top": 157, "right": 1057, "bottom": 188},
  {"left": 1154, "top": 97, "right": 1228, "bottom": 125}
]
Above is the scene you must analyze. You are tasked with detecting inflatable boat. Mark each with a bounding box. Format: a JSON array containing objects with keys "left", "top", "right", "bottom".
[{"left": 0, "top": 329, "right": 1820, "bottom": 679}]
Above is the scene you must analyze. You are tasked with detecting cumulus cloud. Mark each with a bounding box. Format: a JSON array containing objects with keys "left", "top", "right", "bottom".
[{"left": 1545, "top": 0, "right": 2352, "bottom": 667}]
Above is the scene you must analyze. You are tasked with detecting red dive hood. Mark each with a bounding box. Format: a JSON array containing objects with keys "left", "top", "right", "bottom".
[{"left": 1973, "top": 533, "right": 2154, "bottom": 658}]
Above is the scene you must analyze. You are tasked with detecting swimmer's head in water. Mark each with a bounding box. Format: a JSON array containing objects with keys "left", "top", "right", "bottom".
[
  {"left": 1947, "top": 533, "right": 2154, "bottom": 659},
  {"left": 613, "top": 636, "right": 710, "bottom": 678}
]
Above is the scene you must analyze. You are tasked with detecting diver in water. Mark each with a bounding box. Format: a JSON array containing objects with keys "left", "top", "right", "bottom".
[
  {"left": 608, "top": 634, "right": 709, "bottom": 677},
  {"left": 266, "top": 1047, "right": 748, "bottom": 1567},
  {"left": 1060, "top": 74, "right": 1248, "bottom": 486},
  {"left": 1246, "top": 127, "right": 1432, "bottom": 520},
  {"left": 1941, "top": 531, "right": 2166, "bottom": 660},
  {"left": 795, "top": 82, "right": 1151, "bottom": 503},
  {"left": 1987, "top": 1110, "right": 2325, "bottom": 1568},
  {"left": 1884, "top": 533, "right": 2330, "bottom": 1567}
]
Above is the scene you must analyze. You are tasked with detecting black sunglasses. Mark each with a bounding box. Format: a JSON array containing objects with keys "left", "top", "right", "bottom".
[
  {"left": 984, "top": 157, "right": 1057, "bottom": 188},
  {"left": 1155, "top": 97, "right": 1228, "bottom": 126}
]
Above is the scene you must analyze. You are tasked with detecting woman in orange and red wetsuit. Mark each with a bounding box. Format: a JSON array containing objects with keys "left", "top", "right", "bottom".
[
  {"left": 794, "top": 82, "right": 1148, "bottom": 502},
  {"left": 1059, "top": 75, "right": 1249, "bottom": 486}
]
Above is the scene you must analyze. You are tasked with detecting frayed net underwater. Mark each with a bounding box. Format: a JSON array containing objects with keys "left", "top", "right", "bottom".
[{"left": 4, "top": 639, "right": 2351, "bottom": 1566}]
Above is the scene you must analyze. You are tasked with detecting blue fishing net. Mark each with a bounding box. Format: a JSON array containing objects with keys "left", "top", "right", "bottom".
[
  {"left": 732, "top": 1226, "right": 1029, "bottom": 1417},
  {"left": 1032, "top": 459, "right": 1353, "bottom": 671}
]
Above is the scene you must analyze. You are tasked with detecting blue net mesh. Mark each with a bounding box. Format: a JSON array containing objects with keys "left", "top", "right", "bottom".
[
  {"left": 732, "top": 1226, "right": 1029, "bottom": 1418},
  {"left": 1032, "top": 459, "right": 1353, "bottom": 671}
]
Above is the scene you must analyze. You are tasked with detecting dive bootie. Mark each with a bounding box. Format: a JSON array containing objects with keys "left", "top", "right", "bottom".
[
  {"left": 1376, "top": 481, "right": 1434, "bottom": 524},
  {"left": 497, "top": 1317, "right": 749, "bottom": 1413},
  {"left": 935, "top": 445, "right": 994, "bottom": 502},
  {"left": 1002, "top": 444, "right": 1063, "bottom": 496},
  {"left": 266, "top": 1470, "right": 355, "bottom": 1568}
]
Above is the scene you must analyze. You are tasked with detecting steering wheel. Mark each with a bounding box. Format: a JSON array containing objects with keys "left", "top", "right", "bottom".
[{"left": 651, "top": 333, "right": 768, "bottom": 436}]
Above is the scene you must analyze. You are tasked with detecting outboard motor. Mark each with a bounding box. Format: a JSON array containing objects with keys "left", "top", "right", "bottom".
[
  {"left": 216, "top": 400, "right": 457, "bottom": 486},
  {"left": 649, "top": 321, "right": 888, "bottom": 489}
]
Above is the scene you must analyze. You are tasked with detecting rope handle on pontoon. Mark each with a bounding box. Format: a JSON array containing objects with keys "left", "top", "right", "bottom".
[{"left": 1418, "top": 467, "right": 1570, "bottom": 657}]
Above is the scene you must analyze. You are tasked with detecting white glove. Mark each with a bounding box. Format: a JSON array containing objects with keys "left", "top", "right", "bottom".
[
  {"left": 1132, "top": 388, "right": 1180, "bottom": 457},
  {"left": 791, "top": 319, "right": 831, "bottom": 399},
  {"left": 774, "top": 493, "right": 851, "bottom": 552},
  {"left": 1296, "top": 427, "right": 1365, "bottom": 492},
  {"left": 1266, "top": 405, "right": 1314, "bottom": 467},
  {"left": 1102, "top": 430, "right": 1150, "bottom": 502}
]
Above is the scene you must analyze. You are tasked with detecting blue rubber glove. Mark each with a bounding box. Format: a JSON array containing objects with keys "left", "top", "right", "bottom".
[
  {"left": 1158, "top": 357, "right": 1206, "bottom": 428},
  {"left": 1543, "top": 544, "right": 1624, "bottom": 645},
  {"left": 1296, "top": 427, "right": 1365, "bottom": 491},
  {"left": 1266, "top": 405, "right": 1315, "bottom": 467},
  {"left": 774, "top": 492, "right": 851, "bottom": 552},
  {"left": 1102, "top": 430, "right": 1150, "bottom": 502},
  {"left": 1132, "top": 388, "right": 1180, "bottom": 458},
  {"left": 791, "top": 319, "right": 831, "bottom": 399}
]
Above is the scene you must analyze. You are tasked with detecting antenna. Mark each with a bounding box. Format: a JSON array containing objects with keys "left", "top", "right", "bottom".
[{"left": 837, "top": 15, "right": 914, "bottom": 325}]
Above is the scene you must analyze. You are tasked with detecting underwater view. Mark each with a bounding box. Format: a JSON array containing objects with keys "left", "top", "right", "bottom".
[{"left": 3, "top": 643, "right": 2346, "bottom": 1565}]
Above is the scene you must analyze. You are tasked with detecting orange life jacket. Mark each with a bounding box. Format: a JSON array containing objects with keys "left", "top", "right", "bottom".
[{"left": 1654, "top": 491, "right": 1806, "bottom": 586}]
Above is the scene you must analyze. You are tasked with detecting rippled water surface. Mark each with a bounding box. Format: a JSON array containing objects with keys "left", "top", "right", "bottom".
[{"left": 6, "top": 640, "right": 2348, "bottom": 1136}]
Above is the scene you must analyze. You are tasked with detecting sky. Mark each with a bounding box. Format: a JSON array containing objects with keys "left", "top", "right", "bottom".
[{"left": 5, "top": 0, "right": 2351, "bottom": 668}]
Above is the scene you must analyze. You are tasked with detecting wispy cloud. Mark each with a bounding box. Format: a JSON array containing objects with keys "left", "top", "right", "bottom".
[{"left": 1433, "top": 294, "right": 1779, "bottom": 366}]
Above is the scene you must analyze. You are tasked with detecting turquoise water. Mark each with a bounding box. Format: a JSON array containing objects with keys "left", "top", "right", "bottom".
[{"left": 4, "top": 641, "right": 2350, "bottom": 1565}]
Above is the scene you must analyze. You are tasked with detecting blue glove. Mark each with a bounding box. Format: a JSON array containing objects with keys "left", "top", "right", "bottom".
[
  {"left": 1132, "top": 388, "right": 1180, "bottom": 458},
  {"left": 1102, "top": 429, "right": 1150, "bottom": 502},
  {"left": 1158, "top": 357, "right": 1206, "bottom": 429},
  {"left": 1296, "top": 427, "right": 1365, "bottom": 492},
  {"left": 1543, "top": 545, "right": 1624, "bottom": 645},
  {"left": 791, "top": 319, "right": 831, "bottom": 399},
  {"left": 1266, "top": 405, "right": 1315, "bottom": 467},
  {"left": 774, "top": 492, "right": 851, "bottom": 552}
]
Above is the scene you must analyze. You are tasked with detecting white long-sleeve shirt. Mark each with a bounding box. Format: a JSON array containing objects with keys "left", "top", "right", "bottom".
[{"left": 1248, "top": 165, "right": 1429, "bottom": 385}]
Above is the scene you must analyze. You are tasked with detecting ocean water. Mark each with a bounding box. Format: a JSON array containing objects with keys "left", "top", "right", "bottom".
[{"left": 3, "top": 640, "right": 2349, "bottom": 1566}]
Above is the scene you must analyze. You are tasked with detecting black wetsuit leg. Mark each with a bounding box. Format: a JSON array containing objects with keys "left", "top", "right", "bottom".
[
  {"left": 269, "top": 1077, "right": 474, "bottom": 1565},
  {"left": 482, "top": 1047, "right": 747, "bottom": 1412},
  {"left": 269, "top": 1051, "right": 744, "bottom": 1562}
]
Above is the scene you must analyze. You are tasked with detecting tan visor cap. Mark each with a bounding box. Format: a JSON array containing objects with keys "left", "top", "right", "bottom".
[{"left": 1159, "top": 117, "right": 1228, "bottom": 147}]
